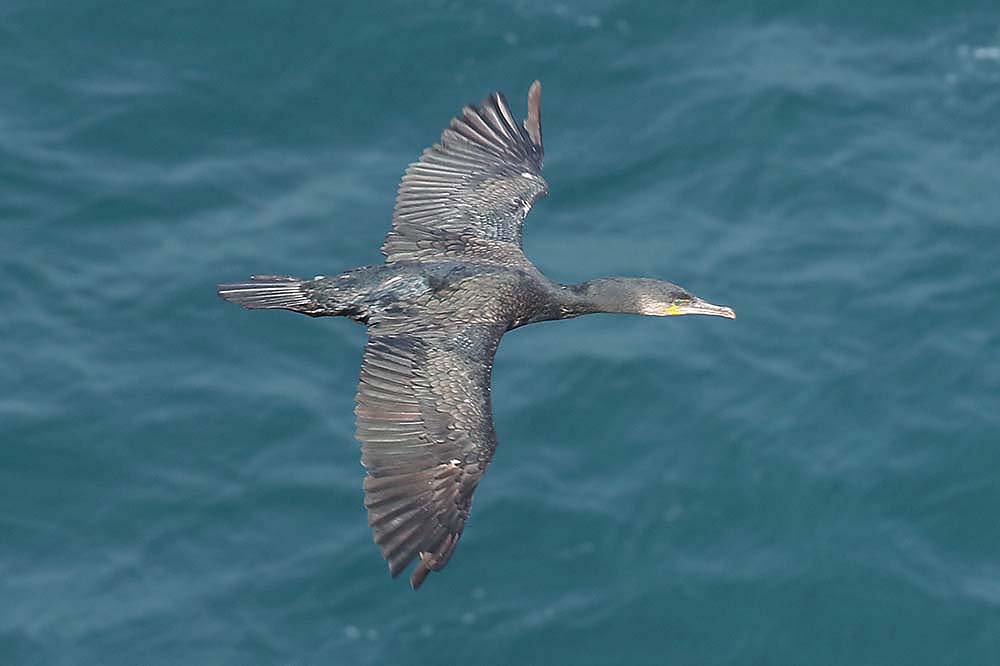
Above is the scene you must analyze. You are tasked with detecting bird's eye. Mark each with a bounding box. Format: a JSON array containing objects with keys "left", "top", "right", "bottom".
[{"left": 672, "top": 299, "right": 684, "bottom": 306}]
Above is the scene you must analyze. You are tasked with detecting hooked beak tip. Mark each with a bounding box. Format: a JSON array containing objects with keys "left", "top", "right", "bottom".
[{"left": 687, "top": 300, "right": 736, "bottom": 320}]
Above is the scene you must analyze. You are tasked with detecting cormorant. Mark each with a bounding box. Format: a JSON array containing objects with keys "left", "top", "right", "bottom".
[{"left": 218, "top": 81, "right": 735, "bottom": 589}]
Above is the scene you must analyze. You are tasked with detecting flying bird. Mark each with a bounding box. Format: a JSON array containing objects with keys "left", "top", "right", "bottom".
[{"left": 218, "top": 81, "right": 735, "bottom": 589}]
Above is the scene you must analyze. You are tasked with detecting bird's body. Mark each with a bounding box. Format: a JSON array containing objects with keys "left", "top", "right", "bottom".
[
  {"left": 219, "top": 82, "right": 734, "bottom": 589},
  {"left": 306, "top": 259, "right": 559, "bottom": 328}
]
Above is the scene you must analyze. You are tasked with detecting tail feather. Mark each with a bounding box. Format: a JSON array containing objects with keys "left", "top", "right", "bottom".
[{"left": 217, "top": 275, "right": 319, "bottom": 314}]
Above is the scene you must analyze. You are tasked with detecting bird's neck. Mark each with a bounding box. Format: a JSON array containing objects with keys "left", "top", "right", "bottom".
[
  {"left": 519, "top": 278, "right": 637, "bottom": 326},
  {"left": 563, "top": 279, "right": 640, "bottom": 315}
]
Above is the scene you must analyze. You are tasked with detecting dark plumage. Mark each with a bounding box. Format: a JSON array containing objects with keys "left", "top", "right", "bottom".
[{"left": 218, "top": 82, "right": 735, "bottom": 589}]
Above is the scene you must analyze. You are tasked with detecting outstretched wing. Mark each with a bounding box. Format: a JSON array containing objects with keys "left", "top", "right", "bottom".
[
  {"left": 355, "top": 324, "right": 504, "bottom": 588},
  {"left": 382, "top": 81, "right": 548, "bottom": 264}
]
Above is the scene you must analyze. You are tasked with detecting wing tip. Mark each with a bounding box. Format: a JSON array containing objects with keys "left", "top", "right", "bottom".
[
  {"left": 452, "top": 80, "right": 543, "bottom": 153},
  {"left": 525, "top": 80, "right": 542, "bottom": 147},
  {"left": 410, "top": 560, "right": 431, "bottom": 590}
]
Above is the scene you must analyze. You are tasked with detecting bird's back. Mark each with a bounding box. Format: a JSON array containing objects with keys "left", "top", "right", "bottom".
[{"left": 348, "top": 260, "right": 551, "bottom": 334}]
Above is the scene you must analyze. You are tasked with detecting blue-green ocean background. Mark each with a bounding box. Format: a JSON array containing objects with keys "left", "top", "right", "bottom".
[{"left": 3, "top": 2, "right": 1000, "bottom": 664}]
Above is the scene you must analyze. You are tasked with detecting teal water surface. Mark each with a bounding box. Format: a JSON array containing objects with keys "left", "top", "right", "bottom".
[{"left": 3, "top": 2, "right": 1000, "bottom": 664}]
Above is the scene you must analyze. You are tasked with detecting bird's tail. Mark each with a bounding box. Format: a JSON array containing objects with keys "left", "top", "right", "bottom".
[{"left": 217, "top": 275, "right": 326, "bottom": 316}]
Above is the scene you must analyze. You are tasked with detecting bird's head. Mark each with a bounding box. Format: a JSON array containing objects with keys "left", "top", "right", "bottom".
[
  {"left": 574, "top": 277, "right": 736, "bottom": 319},
  {"left": 636, "top": 281, "right": 736, "bottom": 319}
]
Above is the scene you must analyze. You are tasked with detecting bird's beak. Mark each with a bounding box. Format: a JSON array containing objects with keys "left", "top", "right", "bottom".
[{"left": 665, "top": 298, "right": 736, "bottom": 319}]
